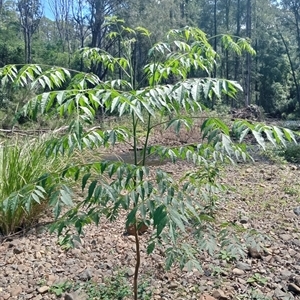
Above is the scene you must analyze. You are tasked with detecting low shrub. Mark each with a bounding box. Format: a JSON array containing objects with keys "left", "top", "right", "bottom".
[{"left": 282, "top": 143, "right": 300, "bottom": 163}]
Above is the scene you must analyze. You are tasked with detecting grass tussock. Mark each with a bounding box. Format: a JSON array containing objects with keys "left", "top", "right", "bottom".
[{"left": 0, "top": 137, "right": 70, "bottom": 235}]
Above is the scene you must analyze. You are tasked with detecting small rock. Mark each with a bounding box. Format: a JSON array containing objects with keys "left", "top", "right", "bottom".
[
  {"left": 37, "top": 286, "right": 49, "bottom": 294},
  {"left": 65, "top": 259, "right": 75, "bottom": 265},
  {"left": 294, "top": 276, "right": 300, "bottom": 287},
  {"left": 288, "top": 249, "right": 297, "bottom": 257},
  {"left": 71, "top": 248, "right": 81, "bottom": 256},
  {"left": 263, "top": 247, "right": 272, "bottom": 255},
  {"left": 247, "top": 246, "right": 262, "bottom": 259},
  {"left": 153, "top": 289, "right": 161, "bottom": 295},
  {"left": 73, "top": 240, "right": 82, "bottom": 249},
  {"left": 126, "top": 267, "right": 135, "bottom": 277},
  {"left": 293, "top": 207, "right": 300, "bottom": 216},
  {"left": 46, "top": 275, "right": 58, "bottom": 286},
  {"left": 169, "top": 281, "right": 178, "bottom": 289},
  {"left": 236, "top": 262, "right": 251, "bottom": 271},
  {"left": 9, "top": 285, "right": 22, "bottom": 297},
  {"left": 280, "top": 269, "right": 292, "bottom": 280},
  {"left": 232, "top": 268, "right": 245, "bottom": 275},
  {"left": 280, "top": 234, "right": 293, "bottom": 241},
  {"left": 263, "top": 255, "right": 273, "bottom": 263},
  {"left": 79, "top": 268, "right": 93, "bottom": 281},
  {"left": 128, "top": 236, "right": 135, "bottom": 242},
  {"left": 200, "top": 294, "right": 217, "bottom": 300},
  {"left": 55, "top": 268, "right": 65, "bottom": 273},
  {"left": 13, "top": 247, "right": 23, "bottom": 254},
  {"left": 2, "top": 292, "right": 10, "bottom": 300},
  {"left": 237, "top": 278, "right": 247, "bottom": 285},
  {"left": 65, "top": 291, "right": 88, "bottom": 300},
  {"left": 34, "top": 251, "right": 42, "bottom": 259},
  {"left": 212, "top": 289, "right": 229, "bottom": 300},
  {"left": 292, "top": 239, "right": 300, "bottom": 247},
  {"left": 288, "top": 283, "right": 300, "bottom": 294},
  {"left": 240, "top": 216, "right": 249, "bottom": 224}
]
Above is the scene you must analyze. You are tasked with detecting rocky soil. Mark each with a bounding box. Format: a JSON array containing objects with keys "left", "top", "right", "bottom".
[{"left": 1, "top": 133, "right": 300, "bottom": 300}]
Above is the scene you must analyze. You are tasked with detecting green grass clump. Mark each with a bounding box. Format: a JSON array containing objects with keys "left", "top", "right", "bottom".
[{"left": 0, "top": 137, "right": 70, "bottom": 235}]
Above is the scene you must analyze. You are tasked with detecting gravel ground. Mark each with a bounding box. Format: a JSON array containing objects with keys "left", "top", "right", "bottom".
[{"left": 1, "top": 129, "right": 300, "bottom": 300}]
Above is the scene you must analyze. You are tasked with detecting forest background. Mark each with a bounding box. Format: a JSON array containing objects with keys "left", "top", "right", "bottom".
[{"left": 0, "top": 0, "right": 300, "bottom": 125}]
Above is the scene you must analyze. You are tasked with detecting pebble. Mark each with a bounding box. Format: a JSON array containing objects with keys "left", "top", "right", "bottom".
[
  {"left": 240, "top": 216, "right": 249, "bottom": 224},
  {"left": 200, "top": 294, "right": 217, "bottom": 300},
  {"left": 78, "top": 268, "right": 93, "bottom": 281},
  {"left": 279, "top": 234, "right": 293, "bottom": 241},
  {"left": 280, "top": 269, "right": 292, "bottom": 280},
  {"left": 126, "top": 267, "right": 135, "bottom": 277},
  {"left": 2, "top": 293, "right": 10, "bottom": 300},
  {"left": 37, "top": 286, "right": 49, "bottom": 294},
  {"left": 247, "top": 247, "right": 262, "bottom": 258},
  {"left": 212, "top": 289, "right": 229, "bottom": 300},
  {"left": 13, "top": 247, "right": 24, "bottom": 254},
  {"left": 293, "top": 206, "right": 300, "bottom": 216},
  {"left": 263, "top": 255, "right": 273, "bottom": 263},
  {"left": 128, "top": 235, "right": 136, "bottom": 242},
  {"left": 288, "top": 248, "right": 297, "bottom": 257},
  {"left": 288, "top": 283, "right": 300, "bottom": 294},
  {"left": 292, "top": 239, "right": 300, "bottom": 247},
  {"left": 236, "top": 262, "right": 251, "bottom": 271},
  {"left": 232, "top": 268, "right": 245, "bottom": 275},
  {"left": 65, "top": 291, "right": 88, "bottom": 300},
  {"left": 294, "top": 276, "right": 300, "bottom": 287},
  {"left": 9, "top": 285, "right": 22, "bottom": 296}
]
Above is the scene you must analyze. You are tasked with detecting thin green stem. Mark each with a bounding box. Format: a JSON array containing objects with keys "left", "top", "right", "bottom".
[
  {"left": 132, "top": 113, "right": 138, "bottom": 166},
  {"left": 141, "top": 113, "right": 152, "bottom": 166}
]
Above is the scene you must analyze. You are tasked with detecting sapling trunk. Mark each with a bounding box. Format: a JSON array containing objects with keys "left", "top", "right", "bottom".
[
  {"left": 133, "top": 223, "right": 140, "bottom": 300},
  {"left": 142, "top": 113, "right": 152, "bottom": 166}
]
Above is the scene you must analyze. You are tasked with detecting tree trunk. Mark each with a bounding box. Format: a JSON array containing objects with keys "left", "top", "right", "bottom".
[
  {"left": 278, "top": 29, "right": 300, "bottom": 106},
  {"left": 225, "top": 0, "right": 230, "bottom": 105},
  {"left": 234, "top": 0, "right": 240, "bottom": 83},
  {"left": 27, "top": 29, "right": 31, "bottom": 63},
  {"left": 17, "top": 0, "right": 42, "bottom": 64},
  {"left": 245, "top": 0, "right": 252, "bottom": 106},
  {"left": 213, "top": 0, "right": 217, "bottom": 77},
  {"left": 292, "top": 2, "right": 300, "bottom": 54},
  {"left": 24, "top": 28, "right": 31, "bottom": 63}
]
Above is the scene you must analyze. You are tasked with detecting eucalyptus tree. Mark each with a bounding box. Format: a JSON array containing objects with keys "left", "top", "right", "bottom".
[
  {"left": 249, "top": 0, "right": 291, "bottom": 114},
  {"left": 16, "top": 0, "right": 43, "bottom": 63},
  {"left": 72, "top": 0, "right": 90, "bottom": 48},
  {"left": 277, "top": 0, "right": 300, "bottom": 107},
  {"left": 119, "top": 0, "right": 188, "bottom": 85},
  {"left": 279, "top": 0, "right": 300, "bottom": 52},
  {"left": 48, "top": 0, "right": 73, "bottom": 55},
  {"left": 84, "top": 0, "right": 127, "bottom": 78}
]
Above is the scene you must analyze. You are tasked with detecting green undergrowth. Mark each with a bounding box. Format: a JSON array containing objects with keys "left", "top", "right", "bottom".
[
  {"left": 49, "top": 271, "right": 152, "bottom": 300},
  {"left": 280, "top": 143, "right": 300, "bottom": 163}
]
